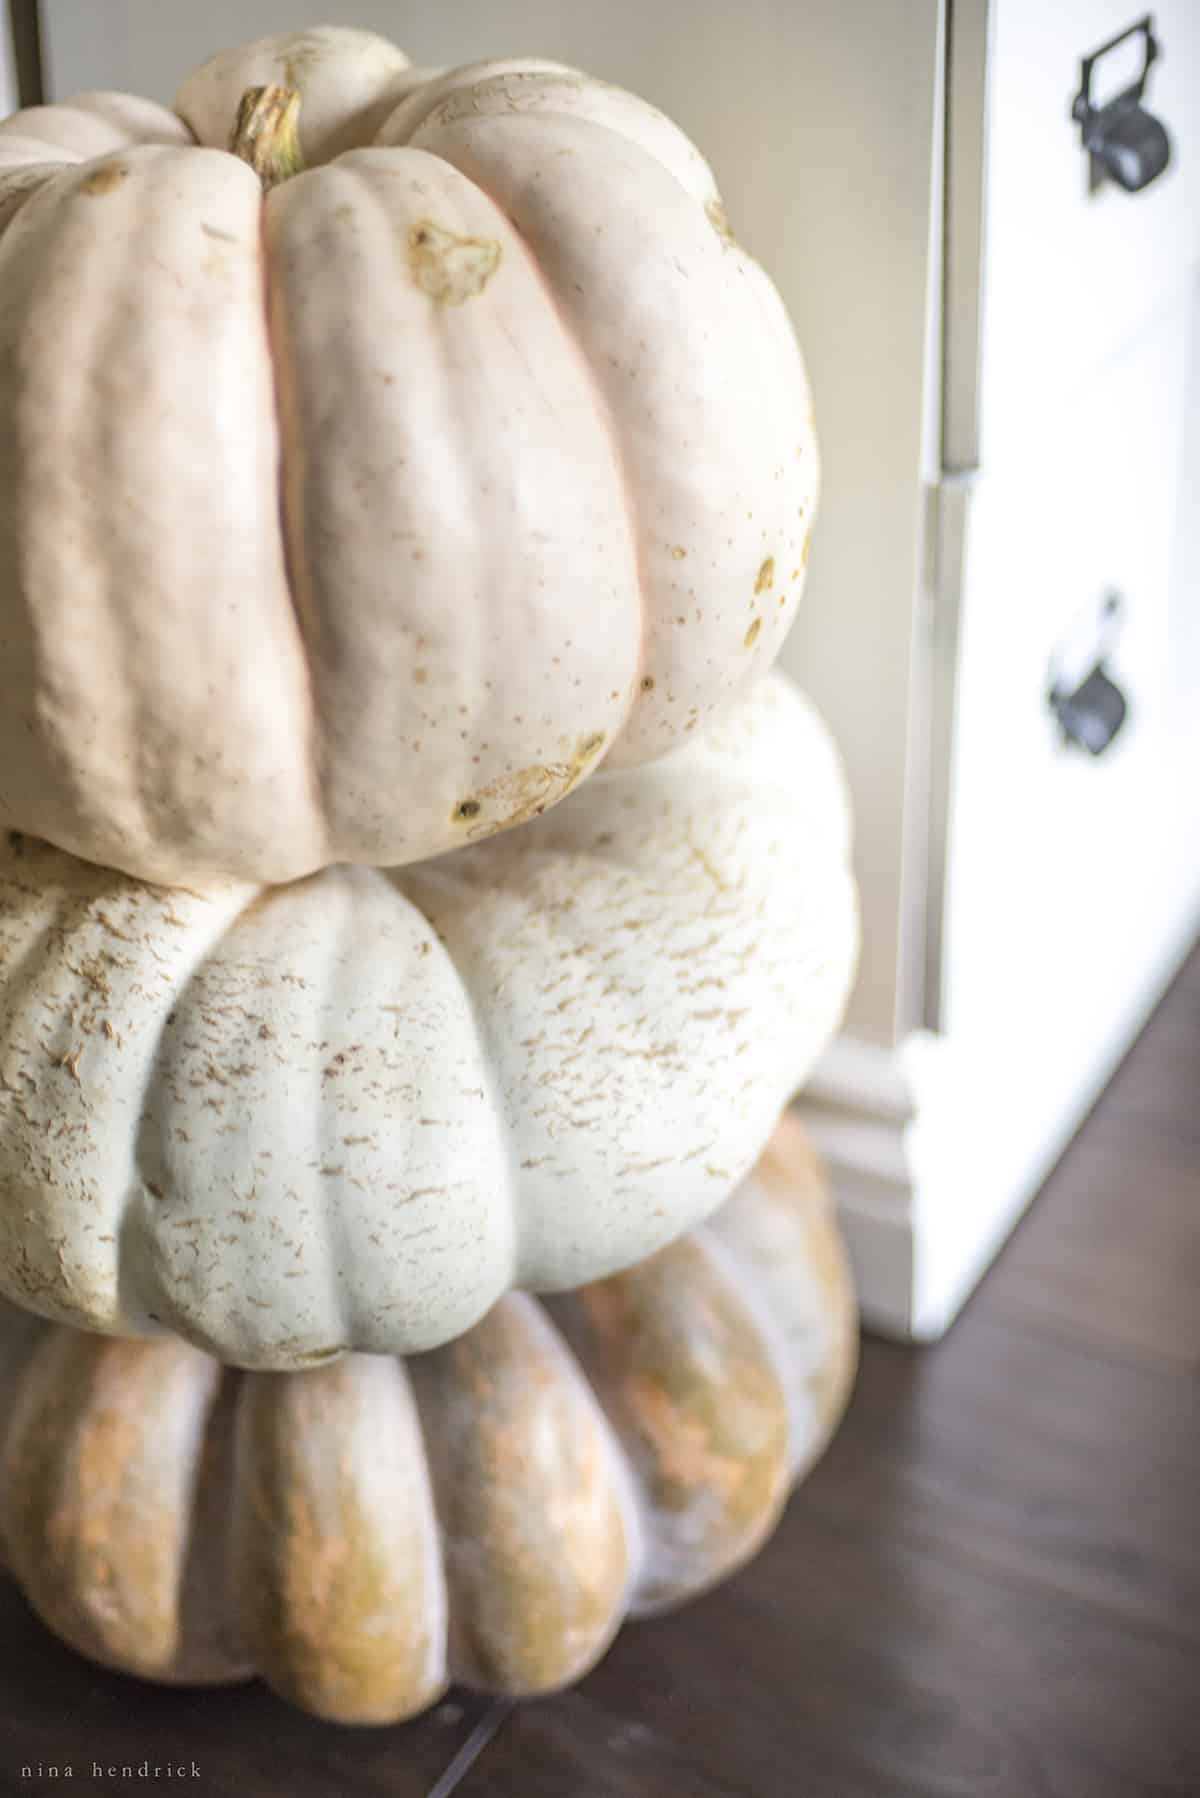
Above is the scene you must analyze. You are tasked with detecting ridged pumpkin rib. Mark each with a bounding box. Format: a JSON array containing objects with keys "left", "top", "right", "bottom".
[
  {"left": 232, "top": 1355, "right": 449, "bottom": 1724},
  {"left": 371, "top": 61, "right": 584, "bottom": 155},
  {"left": 0, "top": 1331, "right": 223, "bottom": 1677},
  {"left": 708, "top": 1115, "right": 859, "bottom": 1478},
  {"left": 396, "top": 117, "right": 653, "bottom": 750},
  {"left": 410, "top": 1292, "right": 638, "bottom": 1696},
  {"left": 250, "top": 118, "right": 330, "bottom": 869},
  {"left": 547, "top": 1231, "right": 793, "bottom": 1615}
]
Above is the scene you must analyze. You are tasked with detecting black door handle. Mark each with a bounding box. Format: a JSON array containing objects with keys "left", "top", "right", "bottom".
[
  {"left": 1072, "top": 15, "right": 1172, "bottom": 194},
  {"left": 1048, "top": 594, "right": 1130, "bottom": 757},
  {"left": 1049, "top": 665, "right": 1128, "bottom": 755}
]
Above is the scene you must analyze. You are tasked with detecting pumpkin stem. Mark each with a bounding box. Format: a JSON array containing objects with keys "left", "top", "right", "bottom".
[{"left": 229, "top": 85, "right": 304, "bottom": 190}]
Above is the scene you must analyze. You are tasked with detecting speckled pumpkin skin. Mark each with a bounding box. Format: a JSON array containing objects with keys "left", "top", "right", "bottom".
[
  {"left": 0, "top": 674, "right": 858, "bottom": 1369},
  {"left": 0, "top": 1116, "right": 855, "bottom": 1726}
]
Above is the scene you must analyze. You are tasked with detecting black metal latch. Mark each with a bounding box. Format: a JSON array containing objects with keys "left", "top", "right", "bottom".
[
  {"left": 1072, "top": 14, "right": 1172, "bottom": 194},
  {"left": 1048, "top": 594, "right": 1129, "bottom": 757}
]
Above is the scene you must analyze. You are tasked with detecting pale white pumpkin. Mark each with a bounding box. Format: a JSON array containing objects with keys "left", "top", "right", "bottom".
[
  {"left": 0, "top": 676, "right": 856, "bottom": 1368},
  {"left": 0, "top": 24, "right": 818, "bottom": 888}
]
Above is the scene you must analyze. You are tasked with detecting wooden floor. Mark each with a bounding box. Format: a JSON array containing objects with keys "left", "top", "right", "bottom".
[{"left": 2, "top": 947, "right": 1197, "bottom": 1797}]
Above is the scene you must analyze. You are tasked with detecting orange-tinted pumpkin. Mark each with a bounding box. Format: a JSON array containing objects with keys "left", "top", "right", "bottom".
[{"left": 0, "top": 1117, "right": 855, "bottom": 1724}]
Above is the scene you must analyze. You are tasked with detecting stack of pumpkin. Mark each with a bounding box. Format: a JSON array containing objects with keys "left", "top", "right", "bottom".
[{"left": 0, "top": 27, "right": 859, "bottom": 1724}]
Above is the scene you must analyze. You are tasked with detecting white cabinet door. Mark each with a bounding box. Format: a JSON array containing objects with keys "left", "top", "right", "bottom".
[
  {"left": 881, "top": 273, "right": 1200, "bottom": 1340},
  {"left": 945, "top": 279, "right": 1200, "bottom": 1135},
  {"left": 948, "top": 0, "right": 1200, "bottom": 1078},
  {"left": 982, "top": 0, "right": 1200, "bottom": 458}
]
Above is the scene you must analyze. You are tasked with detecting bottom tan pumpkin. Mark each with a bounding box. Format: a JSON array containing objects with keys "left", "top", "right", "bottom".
[{"left": 0, "top": 1115, "right": 855, "bottom": 1725}]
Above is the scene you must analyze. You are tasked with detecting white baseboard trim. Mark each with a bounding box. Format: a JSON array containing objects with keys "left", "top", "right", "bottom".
[
  {"left": 795, "top": 1042, "right": 921, "bottom": 1340},
  {"left": 796, "top": 898, "right": 1200, "bottom": 1343}
]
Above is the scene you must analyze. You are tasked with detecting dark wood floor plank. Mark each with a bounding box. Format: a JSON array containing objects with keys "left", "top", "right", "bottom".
[
  {"left": 977, "top": 945, "right": 1200, "bottom": 1368},
  {"left": 976, "top": 1138, "right": 1200, "bottom": 1367},
  {"left": 457, "top": 1692, "right": 754, "bottom": 1798},
  {"left": 1075, "top": 943, "right": 1200, "bottom": 1160},
  {"left": 735, "top": 1500, "right": 1200, "bottom": 1798},
  {"left": 457, "top": 1597, "right": 937, "bottom": 1798},
  {"left": 796, "top": 1320, "right": 1200, "bottom": 1645},
  {"left": 459, "top": 1479, "right": 1200, "bottom": 1798}
]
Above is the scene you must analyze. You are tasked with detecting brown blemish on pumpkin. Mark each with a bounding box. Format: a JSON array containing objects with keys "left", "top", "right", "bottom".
[
  {"left": 201, "top": 223, "right": 237, "bottom": 243},
  {"left": 802, "top": 531, "right": 811, "bottom": 566},
  {"left": 744, "top": 618, "right": 762, "bottom": 649},
  {"left": 706, "top": 196, "right": 736, "bottom": 247},
  {"left": 670, "top": 546, "right": 687, "bottom": 560},
  {"left": 452, "top": 731, "right": 606, "bottom": 838},
  {"left": 409, "top": 220, "right": 501, "bottom": 306},
  {"left": 640, "top": 676, "right": 655, "bottom": 693},
  {"left": 754, "top": 557, "right": 775, "bottom": 594},
  {"left": 79, "top": 164, "right": 129, "bottom": 198}
]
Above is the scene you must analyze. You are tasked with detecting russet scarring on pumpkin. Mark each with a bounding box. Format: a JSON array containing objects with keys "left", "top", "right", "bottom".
[
  {"left": 705, "top": 195, "right": 736, "bottom": 245},
  {"left": 408, "top": 218, "right": 502, "bottom": 304},
  {"left": 453, "top": 729, "right": 608, "bottom": 836},
  {"left": 79, "top": 163, "right": 129, "bottom": 197}
]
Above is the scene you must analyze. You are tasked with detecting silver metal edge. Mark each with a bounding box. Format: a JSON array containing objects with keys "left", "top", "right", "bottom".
[
  {"left": 942, "top": 0, "right": 992, "bottom": 473},
  {"left": 923, "top": 0, "right": 993, "bottom": 1030}
]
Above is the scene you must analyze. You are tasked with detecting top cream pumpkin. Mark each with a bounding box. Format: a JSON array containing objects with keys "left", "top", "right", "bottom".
[{"left": 0, "top": 25, "right": 818, "bottom": 888}]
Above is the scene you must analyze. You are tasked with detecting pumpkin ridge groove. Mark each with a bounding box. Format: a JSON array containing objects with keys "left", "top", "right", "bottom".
[
  {"left": 400, "top": 125, "right": 650, "bottom": 746},
  {"left": 258, "top": 179, "right": 327, "bottom": 858},
  {"left": 389, "top": 857, "right": 525, "bottom": 1295}
]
